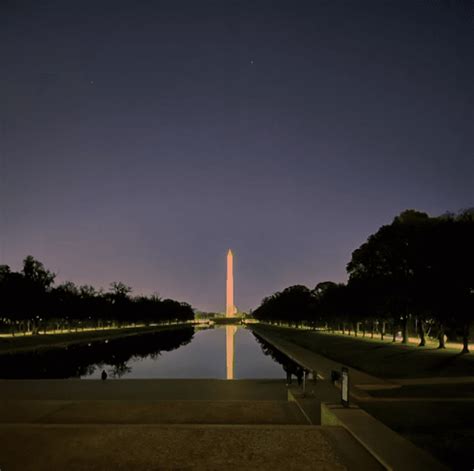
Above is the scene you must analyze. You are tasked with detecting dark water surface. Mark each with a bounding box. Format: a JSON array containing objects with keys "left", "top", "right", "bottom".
[{"left": 0, "top": 326, "right": 293, "bottom": 379}]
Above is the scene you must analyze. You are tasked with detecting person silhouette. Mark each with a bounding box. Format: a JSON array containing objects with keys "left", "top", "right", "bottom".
[
  {"left": 101, "top": 370, "right": 107, "bottom": 381},
  {"left": 296, "top": 367, "right": 304, "bottom": 386},
  {"left": 283, "top": 364, "right": 293, "bottom": 385}
]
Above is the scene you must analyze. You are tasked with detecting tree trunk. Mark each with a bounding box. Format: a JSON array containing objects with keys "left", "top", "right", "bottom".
[
  {"left": 402, "top": 315, "right": 409, "bottom": 344},
  {"left": 418, "top": 319, "right": 426, "bottom": 347},
  {"left": 354, "top": 322, "right": 358, "bottom": 337},
  {"left": 392, "top": 323, "right": 397, "bottom": 342},
  {"left": 381, "top": 321, "right": 386, "bottom": 341},
  {"left": 371, "top": 321, "right": 374, "bottom": 339},
  {"left": 342, "top": 323, "right": 345, "bottom": 335},
  {"left": 461, "top": 321, "right": 470, "bottom": 354},
  {"left": 437, "top": 326, "right": 446, "bottom": 349}
]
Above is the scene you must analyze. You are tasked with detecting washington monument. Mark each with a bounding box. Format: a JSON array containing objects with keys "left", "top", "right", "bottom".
[
  {"left": 226, "top": 249, "right": 236, "bottom": 317},
  {"left": 226, "top": 249, "right": 237, "bottom": 379}
]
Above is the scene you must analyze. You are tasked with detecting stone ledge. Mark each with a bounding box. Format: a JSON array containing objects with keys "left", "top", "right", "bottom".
[{"left": 321, "top": 403, "right": 448, "bottom": 471}]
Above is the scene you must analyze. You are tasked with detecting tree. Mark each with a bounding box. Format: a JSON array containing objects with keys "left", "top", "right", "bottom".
[
  {"left": 253, "top": 285, "right": 317, "bottom": 326},
  {"left": 452, "top": 209, "right": 474, "bottom": 353},
  {"left": 0, "top": 264, "right": 11, "bottom": 281},
  {"left": 110, "top": 282, "right": 132, "bottom": 298},
  {"left": 347, "top": 210, "right": 431, "bottom": 344},
  {"left": 314, "top": 282, "right": 350, "bottom": 332},
  {"left": 1, "top": 257, "right": 196, "bottom": 332},
  {"left": 22, "top": 255, "right": 55, "bottom": 289}
]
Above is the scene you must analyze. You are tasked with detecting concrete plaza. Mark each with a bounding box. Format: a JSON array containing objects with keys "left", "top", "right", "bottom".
[{"left": 0, "top": 378, "right": 381, "bottom": 470}]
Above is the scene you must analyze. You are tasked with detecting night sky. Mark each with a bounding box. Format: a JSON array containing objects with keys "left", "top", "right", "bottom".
[{"left": 1, "top": 1, "right": 473, "bottom": 312}]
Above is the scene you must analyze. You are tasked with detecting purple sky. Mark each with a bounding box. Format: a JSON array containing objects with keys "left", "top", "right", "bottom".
[{"left": 1, "top": 1, "right": 473, "bottom": 312}]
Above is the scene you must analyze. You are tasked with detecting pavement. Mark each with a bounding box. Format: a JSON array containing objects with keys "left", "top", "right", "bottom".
[
  {"left": 0, "top": 378, "right": 289, "bottom": 401},
  {"left": 0, "top": 399, "right": 308, "bottom": 425},
  {"left": 0, "top": 424, "right": 351, "bottom": 471},
  {"left": 0, "top": 379, "right": 383, "bottom": 470}
]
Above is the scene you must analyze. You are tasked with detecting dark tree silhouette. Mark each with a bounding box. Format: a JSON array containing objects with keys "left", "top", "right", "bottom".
[
  {"left": 252, "top": 209, "right": 474, "bottom": 353},
  {"left": 0, "top": 256, "right": 195, "bottom": 335}
]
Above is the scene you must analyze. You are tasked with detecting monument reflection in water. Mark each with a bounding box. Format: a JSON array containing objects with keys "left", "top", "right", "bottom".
[
  {"left": 225, "top": 325, "right": 303, "bottom": 379},
  {"left": 226, "top": 325, "right": 236, "bottom": 380},
  {"left": 0, "top": 325, "right": 293, "bottom": 380}
]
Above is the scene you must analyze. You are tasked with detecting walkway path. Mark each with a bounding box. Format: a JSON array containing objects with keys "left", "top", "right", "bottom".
[{"left": 251, "top": 325, "right": 392, "bottom": 397}]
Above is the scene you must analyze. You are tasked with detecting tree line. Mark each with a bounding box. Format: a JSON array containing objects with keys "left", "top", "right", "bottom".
[
  {"left": 252, "top": 209, "right": 474, "bottom": 353},
  {"left": 0, "top": 256, "right": 194, "bottom": 335}
]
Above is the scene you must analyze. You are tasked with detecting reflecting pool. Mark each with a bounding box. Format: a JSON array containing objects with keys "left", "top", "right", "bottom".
[{"left": 0, "top": 326, "right": 298, "bottom": 380}]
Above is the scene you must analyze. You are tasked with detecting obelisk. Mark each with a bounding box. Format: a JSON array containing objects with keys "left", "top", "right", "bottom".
[{"left": 226, "top": 249, "right": 235, "bottom": 317}]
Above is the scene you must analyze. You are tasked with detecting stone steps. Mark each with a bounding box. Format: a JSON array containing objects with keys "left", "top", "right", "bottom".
[
  {"left": 0, "top": 423, "right": 380, "bottom": 471},
  {"left": 0, "top": 378, "right": 288, "bottom": 400},
  {"left": 0, "top": 399, "right": 309, "bottom": 425}
]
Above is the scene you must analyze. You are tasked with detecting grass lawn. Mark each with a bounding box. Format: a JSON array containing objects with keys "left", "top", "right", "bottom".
[
  {"left": 360, "top": 401, "right": 474, "bottom": 470},
  {"left": 369, "top": 383, "right": 474, "bottom": 398},
  {"left": 256, "top": 325, "right": 474, "bottom": 379}
]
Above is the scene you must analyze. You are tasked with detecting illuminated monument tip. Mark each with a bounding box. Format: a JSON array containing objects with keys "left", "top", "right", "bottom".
[{"left": 226, "top": 249, "right": 236, "bottom": 317}]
